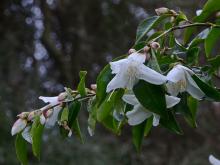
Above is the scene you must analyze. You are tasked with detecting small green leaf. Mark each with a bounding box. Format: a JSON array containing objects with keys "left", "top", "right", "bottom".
[
  {"left": 77, "top": 71, "right": 87, "bottom": 97},
  {"left": 205, "top": 22, "right": 220, "bottom": 57},
  {"left": 31, "top": 116, "right": 44, "bottom": 160},
  {"left": 60, "top": 107, "right": 69, "bottom": 122},
  {"left": 15, "top": 133, "right": 28, "bottom": 165},
  {"left": 136, "top": 15, "right": 169, "bottom": 44},
  {"left": 144, "top": 116, "right": 153, "bottom": 137},
  {"left": 133, "top": 80, "right": 168, "bottom": 119},
  {"left": 192, "top": 75, "right": 220, "bottom": 101},
  {"left": 160, "top": 111, "right": 183, "bottom": 135},
  {"left": 132, "top": 120, "right": 148, "bottom": 152},
  {"left": 208, "top": 55, "right": 220, "bottom": 70},
  {"left": 175, "top": 12, "right": 188, "bottom": 25},
  {"left": 68, "top": 101, "right": 81, "bottom": 127},
  {"left": 101, "top": 115, "right": 122, "bottom": 135},
  {"left": 97, "top": 89, "right": 124, "bottom": 122},
  {"left": 186, "top": 47, "right": 200, "bottom": 65},
  {"left": 71, "top": 119, "right": 84, "bottom": 143}
]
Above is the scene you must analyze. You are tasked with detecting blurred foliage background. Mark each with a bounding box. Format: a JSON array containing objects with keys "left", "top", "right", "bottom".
[{"left": 0, "top": 0, "right": 220, "bottom": 164}]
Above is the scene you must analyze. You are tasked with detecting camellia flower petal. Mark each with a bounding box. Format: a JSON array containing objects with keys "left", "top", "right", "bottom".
[
  {"left": 45, "top": 106, "right": 62, "bottom": 128},
  {"left": 39, "top": 96, "right": 59, "bottom": 106},
  {"left": 166, "top": 64, "right": 205, "bottom": 100},
  {"left": 106, "top": 52, "right": 167, "bottom": 92},
  {"left": 122, "top": 94, "right": 180, "bottom": 126},
  {"left": 11, "top": 119, "right": 27, "bottom": 136},
  {"left": 209, "top": 155, "right": 220, "bottom": 165},
  {"left": 22, "top": 126, "right": 32, "bottom": 144}
]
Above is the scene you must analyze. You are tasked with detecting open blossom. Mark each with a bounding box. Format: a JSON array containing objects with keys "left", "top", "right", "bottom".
[
  {"left": 166, "top": 64, "right": 205, "bottom": 100},
  {"left": 209, "top": 155, "right": 220, "bottom": 165},
  {"left": 106, "top": 52, "right": 167, "bottom": 92},
  {"left": 11, "top": 118, "right": 27, "bottom": 136},
  {"left": 122, "top": 94, "right": 180, "bottom": 126}
]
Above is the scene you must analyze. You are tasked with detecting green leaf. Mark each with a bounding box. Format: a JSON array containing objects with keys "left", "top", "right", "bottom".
[
  {"left": 186, "top": 47, "right": 200, "bottom": 65},
  {"left": 77, "top": 71, "right": 87, "bottom": 97},
  {"left": 144, "top": 116, "right": 153, "bottom": 137},
  {"left": 68, "top": 101, "right": 81, "bottom": 127},
  {"left": 208, "top": 55, "right": 220, "bottom": 70},
  {"left": 175, "top": 12, "right": 188, "bottom": 25},
  {"left": 132, "top": 119, "right": 148, "bottom": 152},
  {"left": 71, "top": 119, "right": 84, "bottom": 143},
  {"left": 31, "top": 116, "right": 44, "bottom": 160},
  {"left": 174, "top": 94, "right": 197, "bottom": 128},
  {"left": 195, "top": 0, "right": 220, "bottom": 22},
  {"left": 97, "top": 89, "right": 124, "bottom": 122},
  {"left": 133, "top": 80, "right": 168, "bottom": 119},
  {"left": 160, "top": 111, "right": 183, "bottom": 134},
  {"left": 188, "top": 28, "right": 210, "bottom": 49},
  {"left": 205, "top": 22, "right": 220, "bottom": 57},
  {"left": 60, "top": 106, "right": 69, "bottom": 122},
  {"left": 15, "top": 133, "right": 28, "bottom": 165},
  {"left": 101, "top": 115, "right": 122, "bottom": 135},
  {"left": 192, "top": 75, "right": 220, "bottom": 101},
  {"left": 136, "top": 15, "right": 169, "bottom": 44}
]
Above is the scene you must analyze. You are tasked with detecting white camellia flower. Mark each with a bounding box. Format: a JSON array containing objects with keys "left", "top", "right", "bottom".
[
  {"left": 106, "top": 52, "right": 167, "bottom": 92},
  {"left": 11, "top": 118, "right": 27, "bottom": 136},
  {"left": 122, "top": 94, "right": 180, "bottom": 126},
  {"left": 166, "top": 64, "right": 205, "bottom": 100},
  {"left": 209, "top": 155, "right": 220, "bottom": 165}
]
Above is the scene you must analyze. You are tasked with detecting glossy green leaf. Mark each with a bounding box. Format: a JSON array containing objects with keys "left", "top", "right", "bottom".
[
  {"left": 72, "top": 119, "right": 84, "bottom": 143},
  {"left": 31, "top": 116, "right": 44, "bottom": 160},
  {"left": 160, "top": 111, "right": 183, "bottom": 134},
  {"left": 186, "top": 47, "right": 200, "bottom": 65},
  {"left": 15, "top": 133, "right": 28, "bottom": 165},
  {"left": 205, "top": 22, "right": 220, "bottom": 57},
  {"left": 195, "top": 0, "right": 220, "bottom": 22},
  {"left": 132, "top": 120, "right": 147, "bottom": 152},
  {"left": 68, "top": 101, "right": 81, "bottom": 127},
  {"left": 133, "top": 80, "right": 168, "bottom": 119},
  {"left": 208, "top": 55, "right": 220, "bottom": 70},
  {"left": 101, "top": 115, "right": 122, "bottom": 135},
  {"left": 77, "top": 71, "right": 87, "bottom": 97},
  {"left": 192, "top": 75, "right": 220, "bottom": 101},
  {"left": 97, "top": 89, "right": 124, "bottom": 122},
  {"left": 144, "top": 116, "right": 153, "bottom": 137}
]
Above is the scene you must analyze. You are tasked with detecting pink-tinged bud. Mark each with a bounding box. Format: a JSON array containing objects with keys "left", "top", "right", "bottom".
[
  {"left": 45, "top": 109, "right": 53, "bottom": 118},
  {"left": 90, "top": 84, "right": 97, "bottom": 91},
  {"left": 150, "top": 42, "right": 160, "bottom": 49},
  {"left": 155, "top": 7, "right": 169, "bottom": 15},
  {"left": 58, "top": 92, "right": 67, "bottom": 102},
  {"left": 27, "top": 111, "right": 35, "bottom": 121},
  {"left": 11, "top": 119, "right": 27, "bottom": 136},
  {"left": 128, "top": 49, "right": 136, "bottom": 55},
  {"left": 17, "top": 112, "right": 29, "bottom": 119},
  {"left": 143, "top": 46, "right": 150, "bottom": 53}
]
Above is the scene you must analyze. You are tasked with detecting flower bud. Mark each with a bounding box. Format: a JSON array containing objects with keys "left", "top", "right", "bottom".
[
  {"left": 45, "top": 109, "right": 53, "bottom": 118},
  {"left": 11, "top": 119, "right": 27, "bottom": 136},
  {"left": 58, "top": 92, "right": 67, "bottom": 102},
  {"left": 143, "top": 46, "right": 150, "bottom": 53},
  {"left": 216, "top": 11, "right": 220, "bottom": 18},
  {"left": 170, "top": 10, "right": 178, "bottom": 16},
  {"left": 128, "top": 49, "right": 136, "bottom": 55},
  {"left": 155, "top": 7, "right": 169, "bottom": 15},
  {"left": 40, "top": 114, "right": 46, "bottom": 125},
  {"left": 150, "top": 42, "right": 160, "bottom": 49},
  {"left": 17, "top": 112, "right": 29, "bottom": 119},
  {"left": 68, "top": 130, "right": 72, "bottom": 137},
  {"left": 90, "top": 84, "right": 97, "bottom": 91}
]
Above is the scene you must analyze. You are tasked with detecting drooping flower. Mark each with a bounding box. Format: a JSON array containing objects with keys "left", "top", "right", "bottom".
[
  {"left": 209, "top": 155, "right": 220, "bottom": 165},
  {"left": 122, "top": 94, "right": 180, "bottom": 126},
  {"left": 11, "top": 118, "right": 27, "bottom": 136},
  {"left": 166, "top": 64, "right": 205, "bottom": 100},
  {"left": 106, "top": 52, "right": 167, "bottom": 92}
]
